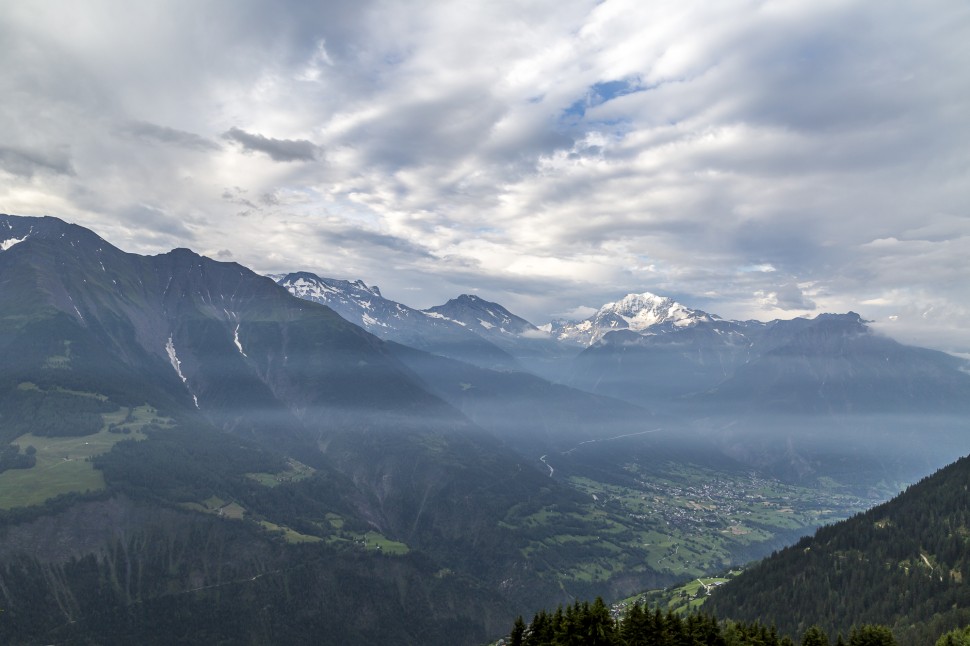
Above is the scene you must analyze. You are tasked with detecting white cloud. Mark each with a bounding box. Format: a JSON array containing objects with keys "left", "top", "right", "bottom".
[
  {"left": 555, "top": 306, "right": 599, "bottom": 322},
  {"left": 0, "top": 0, "right": 968, "bottom": 353}
]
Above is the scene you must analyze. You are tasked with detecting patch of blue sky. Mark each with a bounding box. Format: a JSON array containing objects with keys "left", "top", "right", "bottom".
[
  {"left": 562, "top": 78, "right": 643, "bottom": 120},
  {"left": 739, "top": 263, "right": 777, "bottom": 273},
  {"left": 586, "top": 116, "right": 634, "bottom": 132}
]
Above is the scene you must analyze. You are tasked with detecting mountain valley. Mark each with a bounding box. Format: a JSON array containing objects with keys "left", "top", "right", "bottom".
[{"left": 1, "top": 213, "right": 969, "bottom": 644}]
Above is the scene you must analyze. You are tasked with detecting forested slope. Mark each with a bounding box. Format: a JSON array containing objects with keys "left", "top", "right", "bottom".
[{"left": 706, "top": 454, "right": 970, "bottom": 645}]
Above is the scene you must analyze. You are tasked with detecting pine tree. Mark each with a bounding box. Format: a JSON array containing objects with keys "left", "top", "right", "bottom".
[
  {"left": 802, "top": 625, "right": 830, "bottom": 646},
  {"left": 584, "top": 597, "right": 618, "bottom": 645},
  {"left": 510, "top": 615, "right": 526, "bottom": 646},
  {"left": 848, "top": 624, "right": 897, "bottom": 646},
  {"left": 936, "top": 626, "right": 970, "bottom": 646}
]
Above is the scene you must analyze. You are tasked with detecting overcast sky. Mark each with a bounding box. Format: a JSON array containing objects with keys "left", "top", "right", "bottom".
[{"left": 1, "top": 0, "right": 968, "bottom": 354}]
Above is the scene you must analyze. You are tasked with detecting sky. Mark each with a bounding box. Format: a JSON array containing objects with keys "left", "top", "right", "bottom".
[{"left": 1, "top": 0, "right": 969, "bottom": 355}]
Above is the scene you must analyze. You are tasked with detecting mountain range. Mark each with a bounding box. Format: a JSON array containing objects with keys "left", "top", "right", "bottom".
[
  {"left": 275, "top": 272, "right": 970, "bottom": 418},
  {"left": 275, "top": 269, "right": 970, "bottom": 483},
  {"left": 274, "top": 271, "right": 522, "bottom": 371},
  {"left": 2, "top": 212, "right": 970, "bottom": 644}
]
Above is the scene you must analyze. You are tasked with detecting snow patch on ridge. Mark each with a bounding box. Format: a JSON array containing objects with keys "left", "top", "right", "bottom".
[
  {"left": 361, "top": 312, "right": 387, "bottom": 328},
  {"left": 233, "top": 324, "right": 247, "bottom": 357},
  {"left": 424, "top": 311, "right": 466, "bottom": 326},
  {"left": 166, "top": 336, "right": 187, "bottom": 383},
  {"left": 166, "top": 335, "right": 199, "bottom": 408},
  {"left": 282, "top": 275, "right": 382, "bottom": 303},
  {"left": 1, "top": 236, "right": 26, "bottom": 251}
]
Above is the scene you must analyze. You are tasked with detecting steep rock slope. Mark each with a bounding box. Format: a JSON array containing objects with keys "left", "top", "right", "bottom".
[{"left": 0, "top": 216, "right": 465, "bottom": 449}]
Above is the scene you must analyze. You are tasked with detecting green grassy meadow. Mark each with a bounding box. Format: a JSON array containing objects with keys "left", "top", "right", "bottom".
[
  {"left": 246, "top": 458, "right": 315, "bottom": 487},
  {"left": 0, "top": 403, "right": 170, "bottom": 509},
  {"left": 501, "top": 460, "right": 882, "bottom": 588}
]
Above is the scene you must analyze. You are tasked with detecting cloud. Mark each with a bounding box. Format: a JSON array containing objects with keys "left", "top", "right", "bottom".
[
  {"left": 740, "top": 264, "right": 777, "bottom": 274},
  {"left": 555, "top": 305, "right": 599, "bottom": 321},
  {"left": 317, "top": 224, "right": 434, "bottom": 258},
  {"left": 0, "top": 146, "right": 74, "bottom": 177},
  {"left": 0, "top": 0, "right": 968, "bottom": 353},
  {"left": 121, "top": 121, "right": 219, "bottom": 151},
  {"left": 118, "top": 204, "right": 196, "bottom": 242},
  {"left": 757, "top": 283, "right": 817, "bottom": 312},
  {"left": 222, "top": 127, "right": 321, "bottom": 162},
  {"left": 221, "top": 187, "right": 259, "bottom": 214}
]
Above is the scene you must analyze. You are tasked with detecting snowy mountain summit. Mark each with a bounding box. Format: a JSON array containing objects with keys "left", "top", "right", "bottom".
[
  {"left": 275, "top": 272, "right": 519, "bottom": 370},
  {"left": 552, "top": 292, "right": 715, "bottom": 346},
  {"left": 423, "top": 294, "right": 542, "bottom": 338},
  {"left": 277, "top": 272, "right": 387, "bottom": 327}
]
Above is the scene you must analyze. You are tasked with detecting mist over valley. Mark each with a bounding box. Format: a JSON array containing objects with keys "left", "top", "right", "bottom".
[{"left": 0, "top": 213, "right": 968, "bottom": 643}]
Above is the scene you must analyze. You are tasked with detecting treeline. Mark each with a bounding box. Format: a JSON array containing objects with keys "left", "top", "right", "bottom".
[
  {"left": 0, "top": 443, "right": 35, "bottom": 473},
  {"left": 0, "top": 385, "right": 114, "bottom": 439},
  {"left": 507, "top": 599, "right": 900, "bottom": 645},
  {"left": 705, "top": 454, "right": 970, "bottom": 645},
  {"left": 0, "top": 509, "right": 507, "bottom": 646}
]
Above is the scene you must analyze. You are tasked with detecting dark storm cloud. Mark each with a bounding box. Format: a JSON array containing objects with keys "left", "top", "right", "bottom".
[{"left": 222, "top": 127, "right": 321, "bottom": 162}]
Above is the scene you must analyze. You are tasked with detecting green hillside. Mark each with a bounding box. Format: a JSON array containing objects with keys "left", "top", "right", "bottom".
[{"left": 706, "top": 454, "right": 970, "bottom": 645}]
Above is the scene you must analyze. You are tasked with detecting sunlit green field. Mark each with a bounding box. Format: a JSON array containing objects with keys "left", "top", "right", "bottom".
[
  {"left": 631, "top": 572, "right": 740, "bottom": 614},
  {"left": 0, "top": 404, "right": 169, "bottom": 509},
  {"left": 181, "top": 493, "right": 411, "bottom": 553},
  {"left": 246, "top": 458, "right": 315, "bottom": 487}
]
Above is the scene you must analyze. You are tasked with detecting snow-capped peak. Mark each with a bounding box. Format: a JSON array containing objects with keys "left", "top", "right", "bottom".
[
  {"left": 278, "top": 272, "right": 382, "bottom": 302},
  {"left": 553, "top": 291, "right": 713, "bottom": 346},
  {"left": 600, "top": 292, "right": 702, "bottom": 331}
]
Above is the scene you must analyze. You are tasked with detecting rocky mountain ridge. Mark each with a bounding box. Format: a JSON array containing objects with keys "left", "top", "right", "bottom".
[{"left": 274, "top": 271, "right": 519, "bottom": 370}]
